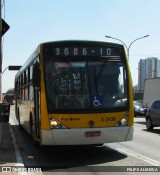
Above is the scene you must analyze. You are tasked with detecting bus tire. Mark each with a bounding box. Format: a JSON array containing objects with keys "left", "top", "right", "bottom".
[{"left": 146, "top": 117, "right": 154, "bottom": 130}]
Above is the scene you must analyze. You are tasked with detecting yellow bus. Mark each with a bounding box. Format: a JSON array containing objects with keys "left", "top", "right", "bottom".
[{"left": 15, "top": 40, "right": 134, "bottom": 146}]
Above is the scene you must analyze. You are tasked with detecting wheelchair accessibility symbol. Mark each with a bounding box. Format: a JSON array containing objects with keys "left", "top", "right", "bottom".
[{"left": 92, "top": 96, "right": 103, "bottom": 107}]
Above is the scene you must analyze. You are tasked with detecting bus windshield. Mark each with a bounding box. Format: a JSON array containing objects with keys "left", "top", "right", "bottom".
[{"left": 44, "top": 58, "right": 128, "bottom": 113}]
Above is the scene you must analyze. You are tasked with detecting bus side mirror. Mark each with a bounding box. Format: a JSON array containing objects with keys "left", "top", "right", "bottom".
[{"left": 33, "top": 66, "right": 40, "bottom": 87}]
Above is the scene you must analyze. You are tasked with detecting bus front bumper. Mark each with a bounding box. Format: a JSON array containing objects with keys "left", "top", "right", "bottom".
[{"left": 41, "top": 126, "right": 133, "bottom": 145}]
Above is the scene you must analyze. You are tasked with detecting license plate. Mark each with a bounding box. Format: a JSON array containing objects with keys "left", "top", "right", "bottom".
[{"left": 85, "top": 131, "right": 101, "bottom": 137}]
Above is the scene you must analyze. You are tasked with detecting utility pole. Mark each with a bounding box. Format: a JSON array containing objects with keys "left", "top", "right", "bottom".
[
  {"left": 0, "top": 0, "right": 2, "bottom": 148},
  {"left": 0, "top": 0, "right": 2, "bottom": 102},
  {"left": 0, "top": 0, "right": 10, "bottom": 100},
  {"left": 0, "top": 0, "right": 2, "bottom": 72},
  {"left": 0, "top": 1, "right": 11, "bottom": 148}
]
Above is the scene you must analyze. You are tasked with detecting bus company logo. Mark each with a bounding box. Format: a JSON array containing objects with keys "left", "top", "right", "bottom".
[
  {"left": 61, "top": 117, "right": 80, "bottom": 121},
  {"left": 69, "top": 117, "right": 80, "bottom": 121},
  {"left": 61, "top": 117, "right": 69, "bottom": 121},
  {"left": 2, "top": 167, "right": 11, "bottom": 172}
]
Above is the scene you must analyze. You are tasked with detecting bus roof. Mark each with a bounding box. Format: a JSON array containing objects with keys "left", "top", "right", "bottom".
[{"left": 42, "top": 40, "right": 124, "bottom": 47}]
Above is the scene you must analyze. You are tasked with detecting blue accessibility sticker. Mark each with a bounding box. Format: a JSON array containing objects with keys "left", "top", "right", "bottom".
[{"left": 92, "top": 96, "right": 103, "bottom": 108}]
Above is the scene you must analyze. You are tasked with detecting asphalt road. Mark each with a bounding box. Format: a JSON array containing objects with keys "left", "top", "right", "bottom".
[
  {"left": 9, "top": 106, "right": 160, "bottom": 174},
  {"left": 111, "top": 117, "right": 160, "bottom": 164}
]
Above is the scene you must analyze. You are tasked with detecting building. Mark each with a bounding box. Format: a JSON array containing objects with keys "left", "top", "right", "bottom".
[{"left": 138, "top": 57, "right": 160, "bottom": 90}]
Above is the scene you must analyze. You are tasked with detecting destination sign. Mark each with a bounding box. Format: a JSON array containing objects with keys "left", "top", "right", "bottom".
[{"left": 52, "top": 46, "right": 122, "bottom": 57}]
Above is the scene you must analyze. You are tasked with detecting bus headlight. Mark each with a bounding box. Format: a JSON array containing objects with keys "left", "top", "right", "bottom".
[
  {"left": 50, "top": 120, "right": 58, "bottom": 127},
  {"left": 115, "top": 113, "right": 128, "bottom": 126},
  {"left": 49, "top": 116, "right": 67, "bottom": 129},
  {"left": 121, "top": 118, "right": 128, "bottom": 126}
]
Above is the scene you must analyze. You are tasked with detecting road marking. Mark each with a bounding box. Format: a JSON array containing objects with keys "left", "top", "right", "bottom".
[
  {"left": 9, "top": 112, "right": 43, "bottom": 175},
  {"left": 9, "top": 124, "right": 27, "bottom": 175},
  {"left": 9, "top": 113, "right": 24, "bottom": 166},
  {"left": 117, "top": 148, "right": 160, "bottom": 166}
]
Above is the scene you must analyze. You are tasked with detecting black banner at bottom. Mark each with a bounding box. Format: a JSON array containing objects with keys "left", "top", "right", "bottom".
[{"left": 0, "top": 166, "right": 160, "bottom": 172}]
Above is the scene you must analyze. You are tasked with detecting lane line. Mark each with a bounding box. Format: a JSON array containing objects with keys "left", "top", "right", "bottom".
[
  {"left": 9, "top": 124, "right": 24, "bottom": 166},
  {"left": 9, "top": 110, "right": 43, "bottom": 175},
  {"left": 117, "top": 148, "right": 160, "bottom": 166},
  {"left": 9, "top": 124, "right": 28, "bottom": 175}
]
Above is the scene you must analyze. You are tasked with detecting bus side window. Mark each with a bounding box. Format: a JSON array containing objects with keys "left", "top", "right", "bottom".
[
  {"left": 25, "top": 87, "right": 28, "bottom": 100},
  {"left": 28, "top": 65, "right": 33, "bottom": 100},
  {"left": 20, "top": 75, "right": 23, "bottom": 86},
  {"left": 28, "top": 67, "right": 30, "bottom": 83},
  {"left": 29, "top": 85, "right": 34, "bottom": 100},
  {"left": 25, "top": 69, "right": 28, "bottom": 84},
  {"left": 30, "top": 65, "right": 33, "bottom": 81},
  {"left": 33, "top": 63, "right": 40, "bottom": 87},
  {"left": 24, "top": 70, "right": 26, "bottom": 84}
]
